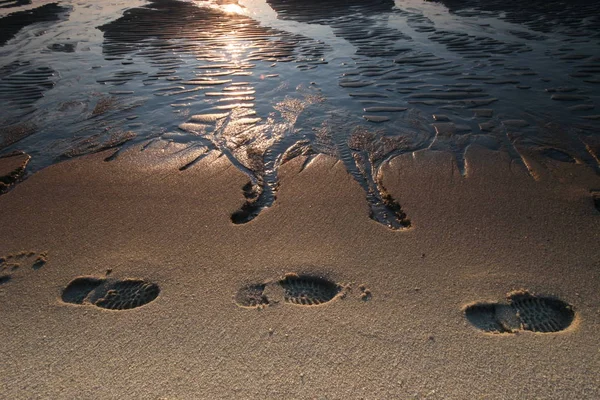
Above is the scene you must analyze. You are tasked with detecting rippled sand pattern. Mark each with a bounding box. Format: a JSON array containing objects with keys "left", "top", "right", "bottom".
[{"left": 0, "top": 0, "right": 598, "bottom": 227}]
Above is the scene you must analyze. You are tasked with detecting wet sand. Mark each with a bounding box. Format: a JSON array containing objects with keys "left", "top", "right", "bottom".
[{"left": 0, "top": 144, "right": 598, "bottom": 399}]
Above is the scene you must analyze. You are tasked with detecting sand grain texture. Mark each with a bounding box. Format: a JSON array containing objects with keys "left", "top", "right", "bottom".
[{"left": 0, "top": 145, "right": 599, "bottom": 399}]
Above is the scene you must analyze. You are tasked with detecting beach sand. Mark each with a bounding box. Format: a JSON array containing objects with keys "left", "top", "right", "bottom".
[{"left": 0, "top": 144, "right": 599, "bottom": 399}]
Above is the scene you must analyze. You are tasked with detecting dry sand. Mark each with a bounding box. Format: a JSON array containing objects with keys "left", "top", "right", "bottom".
[{"left": 0, "top": 144, "right": 599, "bottom": 399}]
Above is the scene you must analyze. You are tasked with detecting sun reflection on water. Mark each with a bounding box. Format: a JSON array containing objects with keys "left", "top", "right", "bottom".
[
  {"left": 221, "top": 3, "right": 245, "bottom": 14},
  {"left": 225, "top": 40, "right": 245, "bottom": 60},
  {"left": 202, "top": 0, "right": 246, "bottom": 16}
]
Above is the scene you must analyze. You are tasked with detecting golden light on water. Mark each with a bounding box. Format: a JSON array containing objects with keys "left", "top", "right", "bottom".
[
  {"left": 202, "top": 0, "right": 245, "bottom": 17},
  {"left": 225, "top": 40, "right": 244, "bottom": 60},
  {"left": 221, "top": 3, "right": 244, "bottom": 14}
]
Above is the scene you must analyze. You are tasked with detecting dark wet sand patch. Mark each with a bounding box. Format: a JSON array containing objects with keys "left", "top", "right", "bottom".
[
  {"left": 363, "top": 115, "right": 390, "bottom": 123},
  {"left": 0, "top": 0, "right": 31, "bottom": 10},
  {"left": 0, "top": 62, "right": 57, "bottom": 125},
  {"left": 0, "top": 151, "right": 30, "bottom": 194},
  {"left": 363, "top": 106, "right": 407, "bottom": 113},
  {"left": 0, "top": 3, "right": 69, "bottom": 46},
  {"left": 540, "top": 148, "right": 576, "bottom": 163}
]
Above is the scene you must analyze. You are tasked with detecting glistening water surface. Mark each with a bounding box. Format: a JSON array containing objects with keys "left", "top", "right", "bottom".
[{"left": 1, "top": 0, "right": 599, "bottom": 228}]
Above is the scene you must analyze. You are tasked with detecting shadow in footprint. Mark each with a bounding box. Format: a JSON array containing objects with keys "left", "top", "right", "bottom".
[
  {"left": 592, "top": 190, "right": 600, "bottom": 213},
  {"left": 61, "top": 277, "right": 104, "bottom": 304},
  {"left": 465, "top": 303, "right": 518, "bottom": 333},
  {"left": 62, "top": 277, "right": 160, "bottom": 310},
  {"left": 465, "top": 291, "right": 575, "bottom": 334}
]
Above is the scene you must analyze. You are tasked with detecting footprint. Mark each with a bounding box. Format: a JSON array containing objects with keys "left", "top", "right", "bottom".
[
  {"left": 0, "top": 251, "right": 48, "bottom": 284},
  {"left": 465, "top": 303, "right": 519, "bottom": 333},
  {"left": 235, "top": 273, "right": 343, "bottom": 308},
  {"left": 93, "top": 280, "right": 160, "bottom": 310},
  {"left": 62, "top": 277, "right": 160, "bottom": 310},
  {"left": 465, "top": 291, "right": 575, "bottom": 334},
  {"left": 510, "top": 292, "right": 575, "bottom": 333},
  {"left": 235, "top": 284, "right": 270, "bottom": 308},
  {"left": 280, "top": 274, "right": 341, "bottom": 306}
]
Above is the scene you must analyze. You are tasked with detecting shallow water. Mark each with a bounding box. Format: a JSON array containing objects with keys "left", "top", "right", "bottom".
[{"left": 1, "top": 0, "right": 599, "bottom": 227}]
